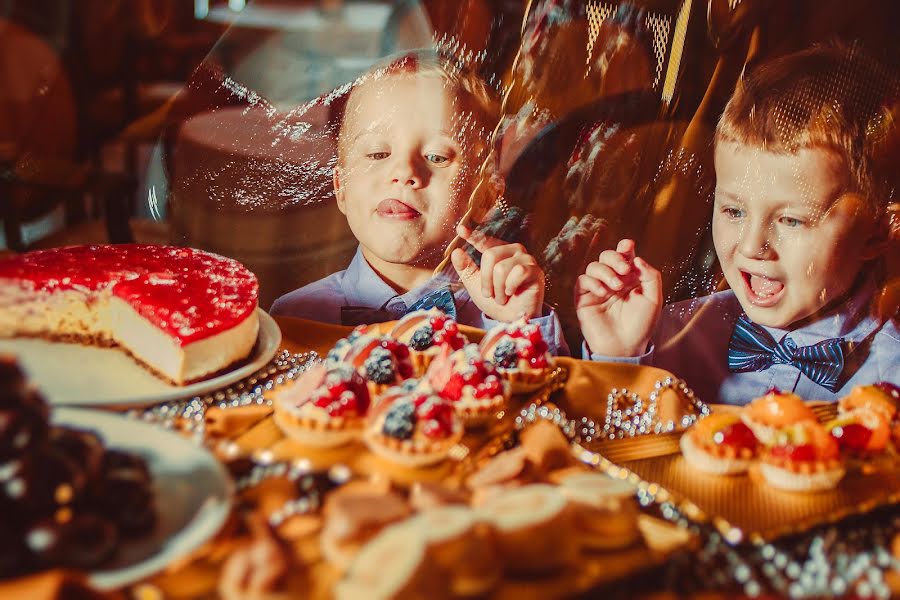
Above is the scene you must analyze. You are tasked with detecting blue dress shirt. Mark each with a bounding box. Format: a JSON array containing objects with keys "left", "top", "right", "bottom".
[
  {"left": 584, "top": 280, "right": 899, "bottom": 405},
  {"left": 271, "top": 247, "right": 570, "bottom": 356}
]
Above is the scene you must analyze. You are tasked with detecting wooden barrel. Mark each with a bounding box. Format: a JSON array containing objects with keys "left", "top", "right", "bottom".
[{"left": 169, "top": 104, "right": 356, "bottom": 309}]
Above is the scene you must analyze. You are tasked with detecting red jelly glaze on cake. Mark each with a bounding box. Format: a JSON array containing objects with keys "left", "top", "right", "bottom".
[{"left": 0, "top": 245, "right": 258, "bottom": 346}]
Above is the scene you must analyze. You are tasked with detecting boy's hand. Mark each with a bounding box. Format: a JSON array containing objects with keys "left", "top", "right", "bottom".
[
  {"left": 451, "top": 223, "right": 545, "bottom": 323},
  {"left": 575, "top": 239, "right": 662, "bottom": 357}
]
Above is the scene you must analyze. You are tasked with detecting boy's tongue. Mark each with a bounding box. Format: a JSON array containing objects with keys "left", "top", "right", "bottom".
[{"left": 749, "top": 274, "right": 783, "bottom": 297}]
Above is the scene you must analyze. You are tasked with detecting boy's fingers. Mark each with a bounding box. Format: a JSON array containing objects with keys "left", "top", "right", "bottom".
[
  {"left": 451, "top": 248, "right": 479, "bottom": 282},
  {"left": 584, "top": 262, "right": 625, "bottom": 291},
  {"left": 600, "top": 250, "right": 633, "bottom": 276},
  {"left": 615, "top": 238, "right": 636, "bottom": 261},
  {"left": 504, "top": 263, "right": 532, "bottom": 297},
  {"left": 575, "top": 274, "right": 612, "bottom": 303},
  {"left": 634, "top": 256, "right": 662, "bottom": 302},
  {"left": 457, "top": 222, "right": 504, "bottom": 253},
  {"left": 493, "top": 255, "right": 534, "bottom": 305},
  {"left": 492, "top": 257, "right": 516, "bottom": 305}
]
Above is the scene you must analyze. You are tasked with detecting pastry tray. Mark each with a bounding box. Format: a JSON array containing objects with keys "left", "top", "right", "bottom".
[
  {"left": 228, "top": 346, "right": 695, "bottom": 597},
  {"left": 565, "top": 400, "right": 900, "bottom": 545}
]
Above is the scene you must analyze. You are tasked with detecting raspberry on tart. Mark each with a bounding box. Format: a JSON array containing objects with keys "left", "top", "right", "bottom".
[
  {"left": 274, "top": 363, "right": 371, "bottom": 448},
  {"left": 827, "top": 408, "right": 891, "bottom": 455},
  {"left": 426, "top": 344, "right": 510, "bottom": 427},
  {"left": 760, "top": 420, "right": 845, "bottom": 492},
  {"left": 680, "top": 413, "right": 759, "bottom": 475},
  {"left": 364, "top": 386, "right": 463, "bottom": 468},
  {"left": 478, "top": 318, "right": 554, "bottom": 394},
  {"left": 389, "top": 309, "right": 468, "bottom": 375},
  {"left": 839, "top": 383, "right": 899, "bottom": 431},
  {"left": 0, "top": 244, "right": 259, "bottom": 385}
]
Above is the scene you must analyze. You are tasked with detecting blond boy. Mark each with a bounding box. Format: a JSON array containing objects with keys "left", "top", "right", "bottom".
[
  {"left": 576, "top": 45, "right": 898, "bottom": 403},
  {"left": 272, "top": 53, "right": 568, "bottom": 354}
]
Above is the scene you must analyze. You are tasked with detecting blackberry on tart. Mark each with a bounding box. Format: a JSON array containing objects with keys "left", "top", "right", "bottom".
[
  {"left": 478, "top": 318, "right": 555, "bottom": 394},
  {"left": 389, "top": 309, "right": 468, "bottom": 375},
  {"left": 364, "top": 385, "right": 463, "bottom": 468}
]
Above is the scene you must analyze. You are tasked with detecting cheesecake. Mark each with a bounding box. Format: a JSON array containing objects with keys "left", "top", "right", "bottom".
[{"left": 0, "top": 245, "right": 260, "bottom": 385}]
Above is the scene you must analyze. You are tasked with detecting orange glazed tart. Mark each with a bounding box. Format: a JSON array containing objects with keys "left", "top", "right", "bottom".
[
  {"left": 680, "top": 413, "right": 760, "bottom": 475},
  {"left": 426, "top": 344, "right": 509, "bottom": 427},
  {"left": 363, "top": 386, "right": 463, "bottom": 468},
  {"left": 760, "top": 420, "right": 845, "bottom": 492},
  {"left": 838, "top": 382, "right": 900, "bottom": 448},
  {"left": 0, "top": 244, "right": 259, "bottom": 385},
  {"left": 478, "top": 318, "right": 554, "bottom": 394},
  {"left": 740, "top": 388, "right": 817, "bottom": 446},
  {"left": 274, "top": 363, "right": 371, "bottom": 447},
  {"left": 389, "top": 309, "right": 468, "bottom": 375}
]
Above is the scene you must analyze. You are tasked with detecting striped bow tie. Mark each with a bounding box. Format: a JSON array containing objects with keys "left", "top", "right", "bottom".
[
  {"left": 728, "top": 314, "right": 845, "bottom": 392},
  {"left": 340, "top": 286, "right": 457, "bottom": 327}
]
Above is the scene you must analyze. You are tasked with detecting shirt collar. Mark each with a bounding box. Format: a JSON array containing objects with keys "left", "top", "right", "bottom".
[
  {"left": 761, "top": 277, "right": 882, "bottom": 347},
  {"left": 340, "top": 246, "right": 463, "bottom": 310}
]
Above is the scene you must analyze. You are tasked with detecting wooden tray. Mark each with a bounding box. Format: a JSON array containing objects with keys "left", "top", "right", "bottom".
[{"left": 570, "top": 403, "right": 900, "bottom": 545}]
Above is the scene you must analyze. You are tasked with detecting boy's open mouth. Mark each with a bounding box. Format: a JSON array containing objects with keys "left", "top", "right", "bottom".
[
  {"left": 376, "top": 198, "right": 421, "bottom": 220},
  {"left": 741, "top": 270, "right": 785, "bottom": 307}
]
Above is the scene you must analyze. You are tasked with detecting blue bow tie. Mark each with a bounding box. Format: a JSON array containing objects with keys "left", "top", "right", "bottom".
[
  {"left": 340, "top": 286, "right": 457, "bottom": 326},
  {"left": 728, "top": 314, "right": 846, "bottom": 392}
]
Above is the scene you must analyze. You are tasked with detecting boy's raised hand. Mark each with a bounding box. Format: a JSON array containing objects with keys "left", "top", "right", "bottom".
[
  {"left": 575, "top": 239, "right": 662, "bottom": 357},
  {"left": 451, "top": 223, "right": 545, "bottom": 323}
]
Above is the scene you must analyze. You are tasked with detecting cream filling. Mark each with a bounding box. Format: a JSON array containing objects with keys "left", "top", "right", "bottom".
[
  {"left": 108, "top": 296, "right": 258, "bottom": 384},
  {"left": 0, "top": 281, "right": 258, "bottom": 385},
  {"left": 0, "top": 288, "right": 112, "bottom": 341}
]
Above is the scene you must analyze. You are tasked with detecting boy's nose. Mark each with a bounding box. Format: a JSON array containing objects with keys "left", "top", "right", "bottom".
[
  {"left": 737, "top": 221, "right": 776, "bottom": 259},
  {"left": 389, "top": 155, "right": 426, "bottom": 189}
]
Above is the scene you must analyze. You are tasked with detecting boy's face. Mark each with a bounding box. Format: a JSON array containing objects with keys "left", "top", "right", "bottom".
[
  {"left": 334, "top": 74, "right": 482, "bottom": 272},
  {"left": 713, "top": 141, "right": 882, "bottom": 329}
]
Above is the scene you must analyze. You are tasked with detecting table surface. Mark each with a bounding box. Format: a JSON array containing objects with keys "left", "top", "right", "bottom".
[{"left": 2, "top": 316, "right": 898, "bottom": 598}]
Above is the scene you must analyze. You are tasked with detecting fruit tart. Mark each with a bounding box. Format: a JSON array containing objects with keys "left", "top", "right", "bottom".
[
  {"left": 363, "top": 386, "right": 463, "bottom": 468},
  {"left": 680, "top": 413, "right": 760, "bottom": 475},
  {"left": 827, "top": 408, "right": 892, "bottom": 456},
  {"left": 426, "top": 344, "right": 510, "bottom": 427},
  {"left": 389, "top": 309, "right": 468, "bottom": 374},
  {"left": 328, "top": 330, "right": 415, "bottom": 397},
  {"left": 838, "top": 382, "right": 900, "bottom": 448},
  {"left": 760, "top": 420, "right": 845, "bottom": 492},
  {"left": 741, "top": 388, "right": 817, "bottom": 446},
  {"left": 478, "top": 318, "right": 554, "bottom": 394},
  {"left": 274, "top": 363, "right": 371, "bottom": 447}
]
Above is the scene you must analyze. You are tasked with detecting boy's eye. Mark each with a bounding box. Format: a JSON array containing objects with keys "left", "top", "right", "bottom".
[
  {"left": 779, "top": 216, "right": 805, "bottom": 228},
  {"left": 367, "top": 151, "right": 389, "bottom": 160},
  {"left": 425, "top": 153, "right": 449, "bottom": 165}
]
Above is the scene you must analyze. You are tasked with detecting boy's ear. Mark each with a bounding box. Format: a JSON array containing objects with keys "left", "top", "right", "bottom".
[
  {"left": 860, "top": 208, "right": 896, "bottom": 260},
  {"left": 333, "top": 167, "right": 346, "bottom": 215}
]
